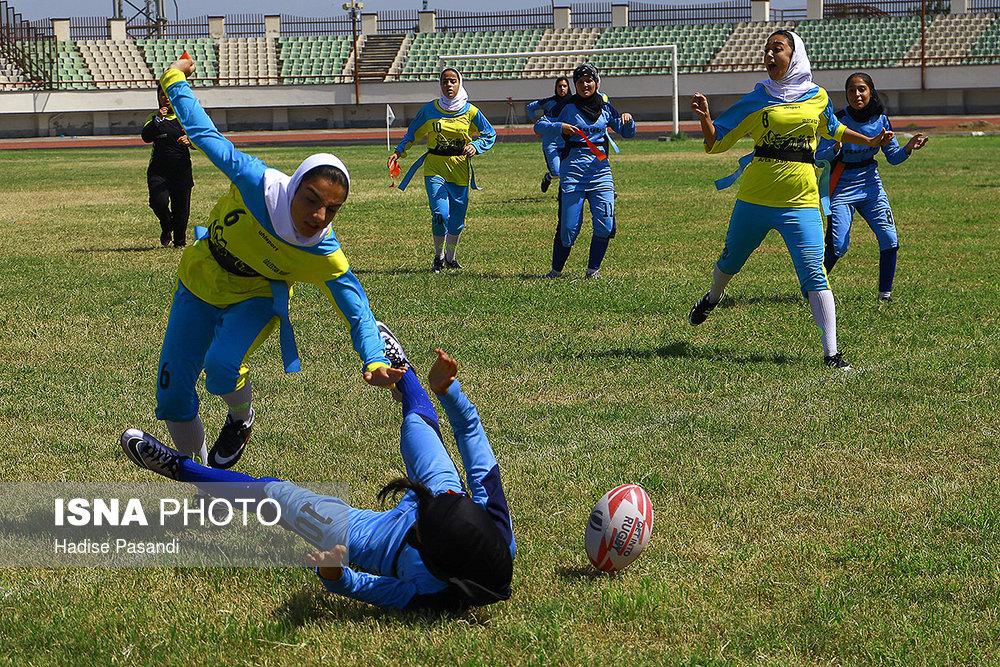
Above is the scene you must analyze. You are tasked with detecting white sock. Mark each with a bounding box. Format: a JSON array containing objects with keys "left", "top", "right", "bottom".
[
  {"left": 807, "top": 289, "right": 838, "bottom": 357},
  {"left": 433, "top": 235, "right": 445, "bottom": 259},
  {"left": 165, "top": 417, "right": 208, "bottom": 463},
  {"left": 445, "top": 233, "right": 461, "bottom": 262},
  {"left": 709, "top": 265, "right": 733, "bottom": 304},
  {"left": 222, "top": 381, "right": 253, "bottom": 423}
]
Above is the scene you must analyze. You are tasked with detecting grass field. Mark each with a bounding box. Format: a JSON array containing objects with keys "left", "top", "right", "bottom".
[{"left": 1, "top": 135, "right": 998, "bottom": 665}]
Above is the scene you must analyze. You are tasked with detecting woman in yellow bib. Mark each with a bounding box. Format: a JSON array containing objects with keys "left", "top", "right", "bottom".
[
  {"left": 688, "top": 30, "right": 893, "bottom": 370},
  {"left": 389, "top": 68, "right": 496, "bottom": 273},
  {"left": 154, "top": 58, "right": 404, "bottom": 469}
]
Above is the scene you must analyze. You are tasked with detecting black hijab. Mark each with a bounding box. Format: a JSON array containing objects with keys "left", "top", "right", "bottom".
[
  {"left": 569, "top": 63, "right": 605, "bottom": 123},
  {"left": 539, "top": 76, "right": 571, "bottom": 108},
  {"left": 844, "top": 72, "right": 885, "bottom": 123}
]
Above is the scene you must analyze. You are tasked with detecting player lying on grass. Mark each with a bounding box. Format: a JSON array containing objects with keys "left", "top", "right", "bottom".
[
  {"left": 151, "top": 57, "right": 403, "bottom": 471},
  {"left": 121, "top": 324, "right": 515, "bottom": 612}
]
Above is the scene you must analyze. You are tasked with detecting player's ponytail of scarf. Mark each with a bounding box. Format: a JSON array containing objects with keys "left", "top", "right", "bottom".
[
  {"left": 262, "top": 153, "right": 350, "bottom": 247},
  {"left": 844, "top": 72, "right": 885, "bottom": 122}
]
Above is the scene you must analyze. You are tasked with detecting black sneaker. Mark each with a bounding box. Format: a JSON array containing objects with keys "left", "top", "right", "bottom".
[
  {"left": 543, "top": 269, "right": 562, "bottom": 279},
  {"left": 160, "top": 231, "right": 171, "bottom": 247},
  {"left": 823, "top": 352, "right": 852, "bottom": 370},
  {"left": 376, "top": 320, "right": 410, "bottom": 369},
  {"left": 541, "top": 172, "right": 552, "bottom": 193},
  {"left": 120, "top": 428, "right": 186, "bottom": 480},
  {"left": 208, "top": 412, "right": 254, "bottom": 469},
  {"left": 432, "top": 255, "right": 444, "bottom": 273},
  {"left": 877, "top": 294, "right": 892, "bottom": 303},
  {"left": 688, "top": 292, "right": 718, "bottom": 326},
  {"left": 584, "top": 268, "right": 600, "bottom": 279},
  {"left": 444, "top": 258, "right": 463, "bottom": 270}
]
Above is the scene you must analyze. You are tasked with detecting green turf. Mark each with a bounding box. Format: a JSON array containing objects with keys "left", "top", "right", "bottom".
[{"left": 1, "top": 136, "right": 998, "bottom": 665}]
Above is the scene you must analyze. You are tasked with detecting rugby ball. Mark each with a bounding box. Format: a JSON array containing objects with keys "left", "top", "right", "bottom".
[{"left": 585, "top": 484, "right": 654, "bottom": 572}]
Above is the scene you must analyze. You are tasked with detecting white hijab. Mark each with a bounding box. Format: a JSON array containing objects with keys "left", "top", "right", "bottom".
[
  {"left": 262, "top": 153, "right": 350, "bottom": 247},
  {"left": 759, "top": 31, "right": 815, "bottom": 103},
  {"left": 437, "top": 68, "right": 469, "bottom": 113}
]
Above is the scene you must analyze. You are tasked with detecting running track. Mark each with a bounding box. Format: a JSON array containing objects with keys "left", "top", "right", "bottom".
[{"left": 0, "top": 116, "right": 996, "bottom": 150}]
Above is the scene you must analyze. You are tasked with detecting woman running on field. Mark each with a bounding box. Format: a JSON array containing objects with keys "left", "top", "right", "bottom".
[
  {"left": 389, "top": 68, "right": 496, "bottom": 273},
  {"left": 688, "top": 30, "right": 894, "bottom": 369},
  {"left": 122, "top": 327, "right": 515, "bottom": 612},
  {"left": 534, "top": 63, "right": 636, "bottom": 279},
  {"left": 816, "top": 72, "right": 928, "bottom": 302},
  {"left": 152, "top": 58, "right": 403, "bottom": 470},
  {"left": 526, "top": 76, "right": 571, "bottom": 193}
]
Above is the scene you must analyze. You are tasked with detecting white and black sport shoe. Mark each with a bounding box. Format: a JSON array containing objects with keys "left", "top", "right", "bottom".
[
  {"left": 823, "top": 352, "right": 852, "bottom": 370},
  {"left": 208, "top": 412, "right": 253, "bottom": 469},
  {"left": 120, "top": 428, "right": 186, "bottom": 480},
  {"left": 432, "top": 255, "right": 444, "bottom": 273},
  {"left": 444, "top": 258, "right": 463, "bottom": 270},
  {"left": 541, "top": 171, "right": 552, "bottom": 193},
  {"left": 688, "top": 292, "right": 718, "bottom": 326},
  {"left": 376, "top": 320, "right": 410, "bottom": 369}
]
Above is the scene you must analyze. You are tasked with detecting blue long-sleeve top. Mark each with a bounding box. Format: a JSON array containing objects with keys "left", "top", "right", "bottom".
[
  {"left": 533, "top": 97, "right": 635, "bottom": 190},
  {"left": 295, "top": 379, "right": 515, "bottom": 611},
  {"left": 816, "top": 110, "right": 909, "bottom": 197},
  {"left": 394, "top": 100, "right": 496, "bottom": 188},
  {"left": 159, "top": 68, "right": 389, "bottom": 373}
]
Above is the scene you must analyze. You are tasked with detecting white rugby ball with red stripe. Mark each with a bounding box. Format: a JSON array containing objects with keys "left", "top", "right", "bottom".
[{"left": 585, "top": 484, "right": 654, "bottom": 572}]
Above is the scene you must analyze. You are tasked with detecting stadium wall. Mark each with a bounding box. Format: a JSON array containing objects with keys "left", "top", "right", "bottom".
[{"left": 0, "top": 65, "right": 997, "bottom": 138}]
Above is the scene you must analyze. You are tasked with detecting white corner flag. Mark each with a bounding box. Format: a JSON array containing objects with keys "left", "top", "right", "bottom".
[{"left": 386, "top": 104, "right": 396, "bottom": 153}]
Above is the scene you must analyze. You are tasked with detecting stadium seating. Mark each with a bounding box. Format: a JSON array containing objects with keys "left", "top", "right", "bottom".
[
  {"left": 523, "top": 28, "right": 601, "bottom": 78},
  {"left": 55, "top": 41, "right": 94, "bottom": 89},
  {"left": 279, "top": 35, "right": 353, "bottom": 84},
  {"left": 217, "top": 37, "right": 279, "bottom": 86},
  {"left": 76, "top": 39, "right": 153, "bottom": 89},
  {"left": 588, "top": 24, "right": 732, "bottom": 75},
  {"left": 137, "top": 38, "right": 217, "bottom": 86},
  {"left": 398, "top": 29, "right": 543, "bottom": 81},
  {"left": 27, "top": 13, "right": 1000, "bottom": 91},
  {"left": 0, "top": 53, "right": 27, "bottom": 89},
  {"left": 709, "top": 20, "right": 796, "bottom": 72},
  {"left": 966, "top": 12, "right": 1000, "bottom": 64},
  {"left": 903, "top": 12, "right": 995, "bottom": 66},
  {"left": 794, "top": 16, "right": 922, "bottom": 69}
]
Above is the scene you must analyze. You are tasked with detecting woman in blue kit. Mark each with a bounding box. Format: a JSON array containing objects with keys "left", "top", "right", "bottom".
[
  {"left": 534, "top": 64, "right": 635, "bottom": 279},
  {"left": 389, "top": 68, "right": 496, "bottom": 273},
  {"left": 526, "top": 76, "right": 571, "bottom": 193},
  {"left": 153, "top": 58, "right": 403, "bottom": 470},
  {"left": 121, "top": 325, "right": 515, "bottom": 612},
  {"left": 816, "top": 72, "right": 928, "bottom": 302}
]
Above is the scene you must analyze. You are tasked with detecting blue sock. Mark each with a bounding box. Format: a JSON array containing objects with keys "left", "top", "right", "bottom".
[
  {"left": 397, "top": 367, "right": 442, "bottom": 439},
  {"left": 552, "top": 235, "right": 571, "bottom": 272},
  {"left": 879, "top": 247, "right": 897, "bottom": 294},
  {"left": 588, "top": 235, "right": 609, "bottom": 271},
  {"left": 176, "top": 458, "right": 281, "bottom": 510}
]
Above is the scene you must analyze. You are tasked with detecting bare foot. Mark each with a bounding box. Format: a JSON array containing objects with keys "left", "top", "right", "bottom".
[{"left": 428, "top": 349, "right": 457, "bottom": 396}]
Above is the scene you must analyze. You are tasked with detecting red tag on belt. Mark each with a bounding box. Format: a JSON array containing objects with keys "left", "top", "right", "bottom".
[{"left": 576, "top": 129, "right": 607, "bottom": 161}]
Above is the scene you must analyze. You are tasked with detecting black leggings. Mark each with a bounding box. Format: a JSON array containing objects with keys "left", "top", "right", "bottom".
[{"left": 148, "top": 174, "right": 192, "bottom": 245}]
